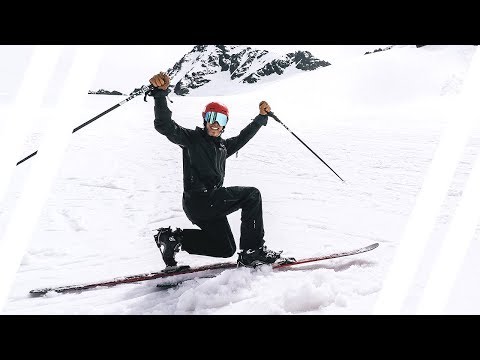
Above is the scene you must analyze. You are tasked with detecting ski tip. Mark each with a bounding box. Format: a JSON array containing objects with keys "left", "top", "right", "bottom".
[{"left": 363, "top": 243, "right": 379, "bottom": 252}]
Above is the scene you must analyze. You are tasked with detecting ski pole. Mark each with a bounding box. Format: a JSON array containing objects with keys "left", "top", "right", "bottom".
[
  {"left": 267, "top": 111, "right": 345, "bottom": 182},
  {"left": 16, "top": 84, "right": 155, "bottom": 166}
]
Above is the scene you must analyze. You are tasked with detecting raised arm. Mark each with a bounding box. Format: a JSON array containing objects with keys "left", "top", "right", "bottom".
[
  {"left": 225, "top": 101, "right": 271, "bottom": 157},
  {"left": 149, "top": 72, "right": 193, "bottom": 147}
]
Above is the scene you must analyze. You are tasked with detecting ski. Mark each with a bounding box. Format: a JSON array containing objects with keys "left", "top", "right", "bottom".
[
  {"left": 29, "top": 242, "right": 379, "bottom": 296},
  {"left": 157, "top": 242, "right": 380, "bottom": 288}
]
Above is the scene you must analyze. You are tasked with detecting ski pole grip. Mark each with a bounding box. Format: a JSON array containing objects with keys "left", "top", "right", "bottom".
[{"left": 266, "top": 111, "right": 280, "bottom": 122}]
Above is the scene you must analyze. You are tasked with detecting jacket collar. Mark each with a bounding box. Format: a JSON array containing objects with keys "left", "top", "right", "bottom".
[{"left": 196, "top": 126, "right": 223, "bottom": 143}]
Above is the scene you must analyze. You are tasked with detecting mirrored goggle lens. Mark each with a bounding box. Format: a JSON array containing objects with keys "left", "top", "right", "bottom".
[{"left": 205, "top": 111, "right": 228, "bottom": 126}]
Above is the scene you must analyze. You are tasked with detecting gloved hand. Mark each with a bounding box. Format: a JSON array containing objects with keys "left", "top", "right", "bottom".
[
  {"left": 147, "top": 72, "right": 172, "bottom": 99},
  {"left": 254, "top": 100, "right": 270, "bottom": 126},
  {"left": 150, "top": 72, "right": 170, "bottom": 90},
  {"left": 259, "top": 100, "right": 271, "bottom": 115}
]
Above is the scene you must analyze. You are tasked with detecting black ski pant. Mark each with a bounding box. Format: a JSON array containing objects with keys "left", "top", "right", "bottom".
[{"left": 181, "top": 186, "right": 265, "bottom": 257}]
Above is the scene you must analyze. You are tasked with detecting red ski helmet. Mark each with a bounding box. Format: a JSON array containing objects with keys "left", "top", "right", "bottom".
[{"left": 202, "top": 102, "right": 229, "bottom": 127}]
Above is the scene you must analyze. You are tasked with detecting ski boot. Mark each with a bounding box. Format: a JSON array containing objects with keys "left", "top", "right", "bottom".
[
  {"left": 154, "top": 227, "right": 189, "bottom": 272},
  {"left": 237, "top": 245, "right": 284, "bottom": 268}
]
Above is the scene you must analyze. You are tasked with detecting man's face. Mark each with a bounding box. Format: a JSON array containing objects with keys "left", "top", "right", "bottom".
[{"left": 205, "top": 121, "right": 223, "bottom": 137}]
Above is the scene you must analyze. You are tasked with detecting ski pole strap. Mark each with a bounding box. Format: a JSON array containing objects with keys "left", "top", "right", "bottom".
[{"left": 144, "top": 85, "right": 173, "bottom": 103}]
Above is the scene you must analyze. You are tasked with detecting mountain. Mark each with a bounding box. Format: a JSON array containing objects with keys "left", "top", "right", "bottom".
[
  {"left": 88, "top": 89, "right": 126, "bottom": 96},
  {"left": 143, "top": 45, "right": 330, "bottom": 96},
  {"left": 364, "top": 45, "right": 395, "bottom": 55}
]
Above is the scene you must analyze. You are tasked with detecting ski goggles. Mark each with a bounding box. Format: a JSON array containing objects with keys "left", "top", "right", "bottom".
[{"left": 204, "top": 111, "right": 228, "bottom": 127}]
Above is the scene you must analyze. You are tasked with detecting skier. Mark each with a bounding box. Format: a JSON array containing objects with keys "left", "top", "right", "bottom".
[{"left": 148, "top": 71, "right": 283, "bottom": 269}]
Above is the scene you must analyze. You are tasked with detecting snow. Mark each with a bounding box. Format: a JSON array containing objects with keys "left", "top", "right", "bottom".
[{"left": 0, "top": 45, "right": 479, "bottom": 315}]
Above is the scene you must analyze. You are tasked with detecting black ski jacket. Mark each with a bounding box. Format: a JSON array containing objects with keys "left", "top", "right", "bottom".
[{"left": 152, "top": 90, "right": 268, "bottom": 194}]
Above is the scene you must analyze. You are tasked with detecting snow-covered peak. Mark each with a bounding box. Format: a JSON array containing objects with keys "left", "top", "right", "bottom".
[{"left": 165, "top": 45, "right": 331, "bottom": 96}]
